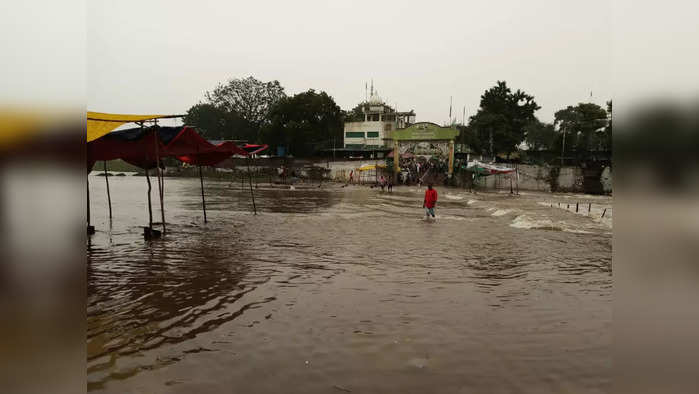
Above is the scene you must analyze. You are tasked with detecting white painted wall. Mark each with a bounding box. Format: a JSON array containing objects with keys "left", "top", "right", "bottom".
[{"left": 344, "top": 121, "right": 394, "bottom": 147}]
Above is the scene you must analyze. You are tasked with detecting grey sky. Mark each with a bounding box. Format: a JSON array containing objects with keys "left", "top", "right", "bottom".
[{"left": 87, "top": 0, "right": 613, "bottom": 125}]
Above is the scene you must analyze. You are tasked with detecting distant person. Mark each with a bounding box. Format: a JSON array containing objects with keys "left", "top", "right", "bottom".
[
  {"left": 387, "top": 179, "right": 393, "bottom": 192},
  {"left": 423, "top": 184, "right": 438, "bottom": 220},
  {"left": 380, "top": 175, "right": 386, "bottom": 191},
  {"left": 349, "top": 170, "right": 354, "bottom": 184}
]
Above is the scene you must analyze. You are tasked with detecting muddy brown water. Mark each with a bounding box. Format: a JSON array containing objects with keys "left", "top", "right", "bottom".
[{"left": 87, "top": 175, "right": 611, "bottom": 394}]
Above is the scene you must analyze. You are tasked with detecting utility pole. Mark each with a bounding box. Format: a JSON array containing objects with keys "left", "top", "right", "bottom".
[{"left": 560, "top": 127, "right": 566, "bottom": 167}]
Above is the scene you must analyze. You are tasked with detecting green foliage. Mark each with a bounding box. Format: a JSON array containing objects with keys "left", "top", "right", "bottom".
[
  {"left": 204, "top": 76, "right": 286, "bottom": 128},
  {"left": 456, "top": 123, "right": 485, "bottom": 154},
  {"left": 345, "top": 104, "right": 366, "bottom": 122},
  {"left": 468, "top": 81, "right": 540, "bottom": 156},
  {"left": 554, "top": 102, "right": 609, "bottom": 159},
  {"left": 182, "top": 103, "right": 256, "bottom": 141},
  {"left": 184, "top": 76, "right": 286, "bottom": 142},
  {"left": 524, "top": 119, "right": 556, "bottom": 151},
  {"left": 263, "top": 90, "right": 343, "bottom": 157}
]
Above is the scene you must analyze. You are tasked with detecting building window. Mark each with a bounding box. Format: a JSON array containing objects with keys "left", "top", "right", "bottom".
[
  {"left": 345, "top": 132, "right": 365, "bottom": 138},
  {"left": 367, "top": 132, "right": 379, "bottom": 138}
]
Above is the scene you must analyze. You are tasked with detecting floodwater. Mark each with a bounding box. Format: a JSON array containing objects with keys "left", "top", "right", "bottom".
[{"left": 87, "top": 175, "right": 612, "bottom": 394}]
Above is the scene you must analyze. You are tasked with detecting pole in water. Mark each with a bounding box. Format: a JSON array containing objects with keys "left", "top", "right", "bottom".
[
  {"left": 588, "top": 203, "right": 592, "bottom": 213},
  {"left": 199, "top": 166, "right": 207, "bottom": 223},
  {"left": 247, "top": 157, "right": 257, "bottom": 215},
  {"left": 155, "top": 134, "right": 166, "bottom": 234},
  {"left": 103, "top": 161, "right": 112, "bottom": 220},
  {"left": 146, "top": 168, "right": 153, "bottom": 230},
  {"left": 509, "top": 175, "right": 513, "bottom": 194},
  {"left": 576, "top": 202, "right": 579, "bottom": 213},
  {"left": 87, "top": 173, "right": 95, "bottom": 235},
  {"left": 602, "top": 208, "right": 607, "bottom": 218}
]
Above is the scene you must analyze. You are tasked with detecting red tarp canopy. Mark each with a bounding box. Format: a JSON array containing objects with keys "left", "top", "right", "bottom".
[
  {"left": 178, "top": 141, "right": 248, "bottom": 166},
  {"left": 240, "top": 144, "right": 269, "bottom": 155},
  {"left": 87, "top": 126, "right": 248, "bottom": 170}
]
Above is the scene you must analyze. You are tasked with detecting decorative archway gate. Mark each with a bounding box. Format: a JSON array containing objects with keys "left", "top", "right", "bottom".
[{"left": 389, "top": 122, "right": 460, "bottom": 183}]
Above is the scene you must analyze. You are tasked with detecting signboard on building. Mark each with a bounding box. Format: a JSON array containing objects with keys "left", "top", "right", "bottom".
[{"left": 391, "top": 122, "right": 459, "bottom": 141}]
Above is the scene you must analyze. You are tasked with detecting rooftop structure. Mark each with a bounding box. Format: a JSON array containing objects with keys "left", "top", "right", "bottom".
[{"left": 343, "top": 83, "right": 415, "bottom": 151}]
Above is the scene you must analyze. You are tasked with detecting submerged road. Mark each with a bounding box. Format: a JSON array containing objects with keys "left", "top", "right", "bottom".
[{"left": 87, "top": 176, "right": 612, "bottom": 393}]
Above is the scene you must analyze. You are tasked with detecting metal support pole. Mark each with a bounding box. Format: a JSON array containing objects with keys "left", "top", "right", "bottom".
[
  {"left": 247, "top": 157, "right": 257, "bottom": 215},
  {"left": 199, "top": 166, "right": 207, "bottom": 223},
  {"left": 145, "top": 168, "right": 153, "bottom": 230},
  {"left": 103, "top": 161, "right": 112, "bottom": 220},
  {"left": 393, "top": 139, "right": 400, "bottom": 184},
  {"left": 561, "top": 128, "right": 566, "bottom": 167},
  {"left": 87, "top": 173, "right": 91, "bottom": 230},
  {"left": 155, "top": 135, "right": 165, "bottom": 234},
  {"left": 509, "top": 175, "right": 513, "bottom": 194}
]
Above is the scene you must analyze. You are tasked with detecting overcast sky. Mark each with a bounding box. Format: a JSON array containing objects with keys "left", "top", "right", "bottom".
[{"left": 87, "top": 0, "right": 614, "bottom": 125}]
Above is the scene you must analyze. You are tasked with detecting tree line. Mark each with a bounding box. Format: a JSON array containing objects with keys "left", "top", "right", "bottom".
[
  {"left": 183, "top": 76, "right": 342, "bottom": 157},
  {"left": 184, "top": 76, "right": 611, "bottom": 161},
  {"left": 457, "top": 80, "right": 611, "bottom": 164}
]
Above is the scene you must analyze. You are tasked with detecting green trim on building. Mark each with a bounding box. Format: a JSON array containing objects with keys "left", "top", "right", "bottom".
[
  {"left": 391, "top": 122, "right": 459, "bottom": 141},
  {"left": 343, "top": 144, "right": 386, "bottom": 150},
  {"left": 366, "top": 131, "right": 380, "bottom": 138},
  {"left": 345, "top": 131, "right": 365, "bottom": 138}
]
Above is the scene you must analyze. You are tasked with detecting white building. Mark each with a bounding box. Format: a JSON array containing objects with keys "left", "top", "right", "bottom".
[{"left": 343, "top": 88, "right": 415, "bottom": 150}]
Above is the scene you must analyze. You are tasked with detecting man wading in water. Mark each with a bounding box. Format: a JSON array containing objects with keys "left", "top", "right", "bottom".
[{"left": 423, "top": 184, "right": 438, "bottom": 220}]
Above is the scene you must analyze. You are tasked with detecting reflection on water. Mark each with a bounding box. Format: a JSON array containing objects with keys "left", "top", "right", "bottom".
[{"left": 87, "top": 176, "right": 612, "bottom": 393}]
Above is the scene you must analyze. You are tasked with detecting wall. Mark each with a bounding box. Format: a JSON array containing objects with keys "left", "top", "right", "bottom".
[
  {"left": 211, "top": 157, "right": 612, "bottom": 193},
  {"left": 473, "top": 164, "right": 611, "bottom": 194}
]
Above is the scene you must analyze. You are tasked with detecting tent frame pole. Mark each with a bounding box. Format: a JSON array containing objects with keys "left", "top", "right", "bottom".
[
  {"left": 199, "top": 165, "right": 207, "bottom": 223},
  {"left": 247, "top": 157, "right": 257, "bottom": 215},
  {"left": 87, "top": 173, "right": 92, "bottom": 232},
  {"left": 154, "top": 132, "right": 166, "bottom": 234},
  {"left": 146, "top": 168, "right": 153, "bottom": 231},
  {"left": 103, "top": 160, "right": 112, "bottom": 220}
]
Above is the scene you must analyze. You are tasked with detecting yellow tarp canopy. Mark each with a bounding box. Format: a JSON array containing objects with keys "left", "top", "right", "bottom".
[
  {"left": 87, "top": 112, "right": 171, "bottom": 142},
  {"left": 358, "top": 163, "right": 386, "bottom": 171}
]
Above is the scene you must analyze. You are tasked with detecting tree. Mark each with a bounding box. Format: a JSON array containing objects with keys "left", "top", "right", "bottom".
[
  {"left": 456, "top": 123, "right": 485, "bottom": 154},
  {"left": 603, "top": 100, "right": 612, "bottom": 151},
  {"left": 182, "top": 103, "right": 256, "bottom": 141},
  {"left": 554, "top": 102, "right": 608, "bottom": 159},
  {"left": 344, "top": 103, "right": 366, "bottom": 122},
  {"left": 524, "top": 119, "right": 556, "bottom": 151},
  {"left": 204, "top": 76, "right": 286, "bottom": 130},
  {"left": 263, "top": 90, "right": 343, "bottom": 157},
  {"left": 468, "top": 81, "right": 540, "bottom": 157}
]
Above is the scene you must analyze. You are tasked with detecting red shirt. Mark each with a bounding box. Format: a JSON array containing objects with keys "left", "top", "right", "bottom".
[{"left": 424, "top": 189, "right": 438, "bottom": 208}]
